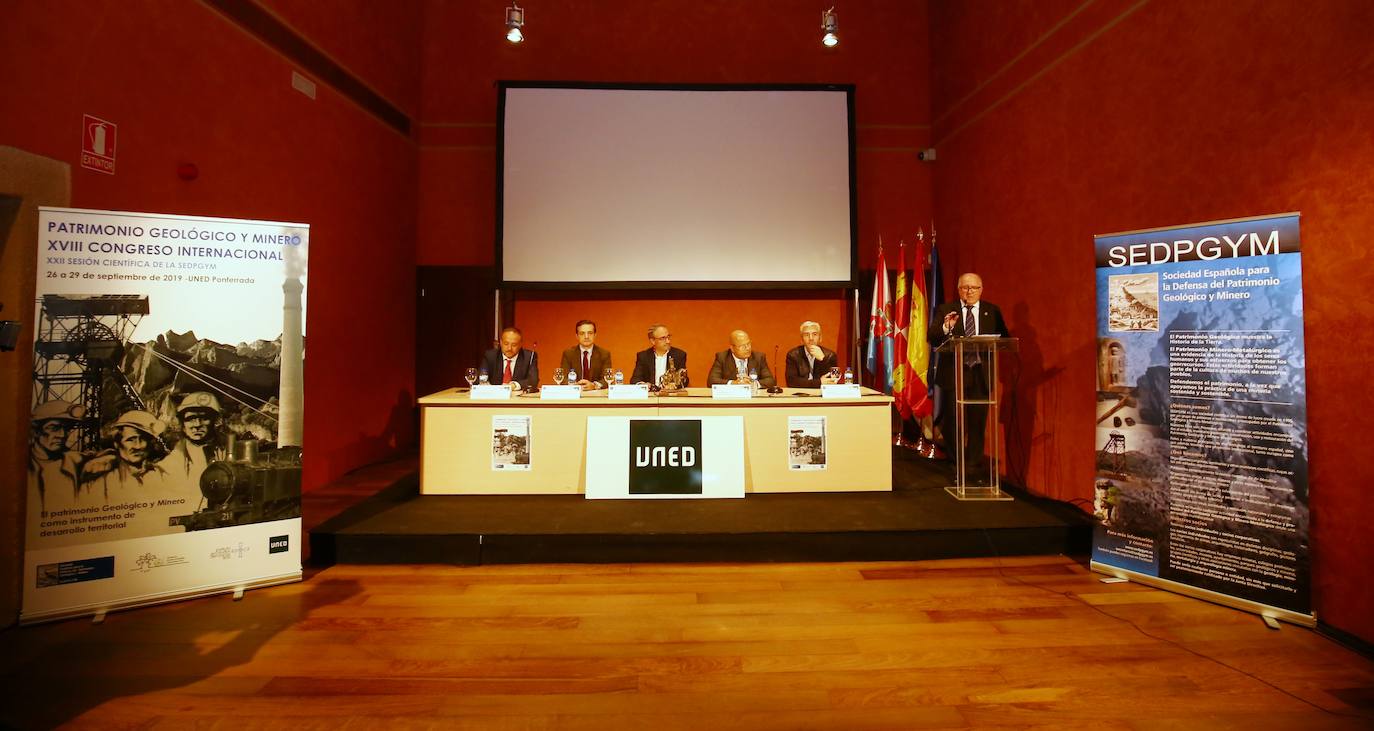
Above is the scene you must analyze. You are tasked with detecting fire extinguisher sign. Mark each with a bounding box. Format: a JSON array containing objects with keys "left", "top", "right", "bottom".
[{"left": 80, "top": 114, "right": 116, "bottom": 174}]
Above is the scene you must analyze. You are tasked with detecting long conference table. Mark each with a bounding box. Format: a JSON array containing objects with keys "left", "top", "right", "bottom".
[{"left": 419, "top": 386, "right": 894, "bottom": 495}]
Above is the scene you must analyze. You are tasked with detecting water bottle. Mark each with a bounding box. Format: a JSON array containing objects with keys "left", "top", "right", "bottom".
[
  {"left": 568, "top": 370, "right": 578, "bottom": 384},
  {"left": 749, "top": 369, "right": 760, "bottom": 394},
  {"left": 843, "top": 366, "right": 853, "bottom": 384},
  {"left": 614, "top": 369, "right": 624, "bottom": 385}
]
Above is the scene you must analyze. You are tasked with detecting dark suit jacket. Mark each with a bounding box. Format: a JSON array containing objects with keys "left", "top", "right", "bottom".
[
  {"left": 630, "top": 347, "right": 689, "bottom": 386},
  {"left": 927, "top": 300, "right": 1009, "bottom": 391},
  {"left": 707, "top": 350, "right": 777, "bottom": 388},
  {"left": 481, "top": 348, "right": 540, "bottom": 390},
  {"left": 784, "top": 345, "right": 839, "bottom": 389},
  {"left": 559, "top": 344, "right": 613, "bottom": 385}
]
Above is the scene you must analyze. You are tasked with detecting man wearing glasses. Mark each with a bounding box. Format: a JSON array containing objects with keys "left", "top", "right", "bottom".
[
  {"left": 929, "top": 273, "right": 1009, "bottom": 477},
  {"left": 631, "top": 324, "right": 689, "bottom": 388}
]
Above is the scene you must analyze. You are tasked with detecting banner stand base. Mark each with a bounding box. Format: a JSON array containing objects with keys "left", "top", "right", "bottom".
[
  {"left": 944, "top": 485, "right": 1014, "bottom": 502},
  {"left": 21, "top": 571, "right": 302, "bottom": 626},
  {"left": 1090, "top": 561, "right": 1315, "bottom": 628}
]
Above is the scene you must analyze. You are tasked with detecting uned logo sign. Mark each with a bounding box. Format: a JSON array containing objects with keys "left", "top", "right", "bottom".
[
  {"left": 629, "top": 420, "right": 703, "bottom": 495},
  {"left": 269, "top": 535, "right": 289, "bottom": 554}
]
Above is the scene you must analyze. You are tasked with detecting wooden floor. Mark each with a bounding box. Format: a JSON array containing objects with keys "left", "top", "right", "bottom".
[{"left": 1, "top": 555, "right": 1371, "bottom": 730}]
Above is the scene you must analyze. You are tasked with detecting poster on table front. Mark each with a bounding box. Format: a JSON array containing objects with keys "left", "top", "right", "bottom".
[
  {"left": 787, "top": 415, "right": 827, "bottom": 471},
  {"left": 23, "top": 207, "right": 307, "bottom": 623},
  {"left": 491, "top": 415, "right": 532, "bottom": 470},
  {"left": 1090, "top": 213, "right": 1311, "bottom": 619}
]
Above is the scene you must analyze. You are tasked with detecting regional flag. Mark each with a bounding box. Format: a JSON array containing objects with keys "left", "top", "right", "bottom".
[{"left": 865, "top": 241, "right": 893, "bottom": 391}]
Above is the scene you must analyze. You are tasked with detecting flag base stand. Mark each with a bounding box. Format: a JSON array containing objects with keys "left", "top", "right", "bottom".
[{"left": 895, "top": 435, "right": 944, "bottom": 460}]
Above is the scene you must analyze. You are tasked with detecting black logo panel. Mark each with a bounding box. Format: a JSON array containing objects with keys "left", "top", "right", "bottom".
[{"left": 628, "top": 420, "right": 703, "bottom": 495}]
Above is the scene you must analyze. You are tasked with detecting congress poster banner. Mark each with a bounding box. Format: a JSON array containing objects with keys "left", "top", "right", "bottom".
[
  {"left": 23, "top": 207, "right": 306, "bottom": 623},
  {"left": 1091, "top": 213, "right": 1312, "bottom": 623}
]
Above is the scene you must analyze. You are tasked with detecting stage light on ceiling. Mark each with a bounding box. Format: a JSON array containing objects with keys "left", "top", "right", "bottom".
[
  {"left": 821, "top": 7, "right": 839, "bottom": 47},
  {"left": 506, "top": 4, "right": 525, "bottom": 43}
]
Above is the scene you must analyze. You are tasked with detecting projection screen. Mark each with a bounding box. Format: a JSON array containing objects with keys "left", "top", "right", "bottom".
[{"left": 498, "top": 84, "right": 856, "bottom": 288}]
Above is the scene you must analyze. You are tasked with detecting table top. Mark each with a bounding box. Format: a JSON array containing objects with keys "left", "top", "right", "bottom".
[{"left": 419, "top": 386, "right": 893, "bottom": 407}]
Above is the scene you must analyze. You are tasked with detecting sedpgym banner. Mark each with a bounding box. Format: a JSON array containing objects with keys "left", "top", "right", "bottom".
[
  {"left": 23, "top": 207, "right": 306, "bottom": 622},
  {"left": 1090, "top": 213, "right": 1312, "bottom": 624}
]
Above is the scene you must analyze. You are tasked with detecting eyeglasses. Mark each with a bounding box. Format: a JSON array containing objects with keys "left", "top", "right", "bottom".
[
  {"left": 958, "top": 285, "right": 982, "bottom": 291},
  {"left": 653, "top": 334, "right": 672, "bottom": 340}
]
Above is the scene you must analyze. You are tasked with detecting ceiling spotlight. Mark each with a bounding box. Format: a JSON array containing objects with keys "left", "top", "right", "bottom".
[
  {"left": 506, "top": 5, "right": 525, "bottom": 43},
  {"left": 821, "top": 7, "right": 839, "bottom": 47}
]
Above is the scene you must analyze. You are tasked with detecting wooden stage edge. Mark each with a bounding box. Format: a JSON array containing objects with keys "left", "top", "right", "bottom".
[{"left": 307, "top": 447, "right": 1095, "bottom": 567}]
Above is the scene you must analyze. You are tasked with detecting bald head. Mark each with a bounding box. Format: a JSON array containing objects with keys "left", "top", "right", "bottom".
[{"left": 729, "top": 330, "right": 752, "bottom": 359}]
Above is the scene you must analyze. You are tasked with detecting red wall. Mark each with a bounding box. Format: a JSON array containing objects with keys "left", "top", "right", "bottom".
[
  {"left": 418, "top": 0, "right": 934, "bottom": 345},
  {"left": 929, "top": 0, "right": 1374, "bottom": 643},
  {"left": 0, "top": 1, "right": 420, "bottom": 489},
  {"left": 257, "top": 0, "right": 423, "bottom": 115}
]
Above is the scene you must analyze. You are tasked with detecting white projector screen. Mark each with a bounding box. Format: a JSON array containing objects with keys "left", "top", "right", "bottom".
[{"left": 499, "top": 84, "right": 855, "bottom": 287}]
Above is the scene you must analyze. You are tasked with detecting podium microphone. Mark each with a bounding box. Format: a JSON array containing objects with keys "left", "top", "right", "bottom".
[{"left": 767, "top": 345, "right": 784, "bottom": 394}]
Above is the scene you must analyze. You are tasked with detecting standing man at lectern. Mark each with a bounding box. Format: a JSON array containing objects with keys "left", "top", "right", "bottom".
[
  {"left": 483, "top": 326, "right": 540, "bottom": 391},
  {"left": 929, "top": 273, "right": 1009, "bottom": 475},
  {"left": 559, "top": 320, "right": 612, "bottom": 390},
  {"left": 707, "top": 330, "right": 777, "bottom": 387},
  {"left": 631, "top": 324, "right": 689, "bottom": 387},
  {"left": 785, "top": 321, "right": 840, "bottom": 388}
]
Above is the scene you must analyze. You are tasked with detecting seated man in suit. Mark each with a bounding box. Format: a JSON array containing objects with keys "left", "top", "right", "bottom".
[
  {"left": 928, "top": 272, "right": 1009, "bottom": 476},
  {"left": 785, "top": 320, "right": 840, "bottom": 388},
  {"left": 558, "top": 319, "right": 612, "bottom": 389},
  {"left": 707, "top": 330, "right": 777, "bottom": 388},
  {"left": 482, "top": 326, "right": 540, "bottom": 391},
  {"left": 630, "top": 323, "right": 689, "bottom": 388}
]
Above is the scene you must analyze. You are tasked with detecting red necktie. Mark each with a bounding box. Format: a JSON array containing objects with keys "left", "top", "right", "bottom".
[
  {"left": 503, "top": 358, "right": 513, "bottom": 383},
  {"left": 582, "top": 351, "right": 590, "bottom": 381}
]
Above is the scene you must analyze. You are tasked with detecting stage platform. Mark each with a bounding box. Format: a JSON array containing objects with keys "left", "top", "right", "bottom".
[{"left": 309, "top": 448, "right": 1093, "bottom": 565}]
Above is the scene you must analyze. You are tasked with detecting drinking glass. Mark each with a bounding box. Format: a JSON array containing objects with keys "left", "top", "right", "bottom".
[
  {"left": 553, "top": 367, "right": 566, "bottom": 385},
  {"left": 827, "top": 366, "right": 840, "bottom": 382},
  {"left": 603, "top": 367, "right": 615, "bottom": 389},
  {"left": 465, "top": 368, "right": 477, "bottom": 387}
]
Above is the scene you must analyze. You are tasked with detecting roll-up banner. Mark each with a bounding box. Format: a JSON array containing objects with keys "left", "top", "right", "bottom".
[
  {"left": 1091, "top": 213, "right": 1312, "bottom": 625},
  {"left": 22, "top": 207, "right": 307, "bottom": 623}
]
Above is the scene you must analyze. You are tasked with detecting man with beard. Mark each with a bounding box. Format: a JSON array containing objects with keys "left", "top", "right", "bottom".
[{"left": 630, "top": 324, "right": 689, "bottom": 388}]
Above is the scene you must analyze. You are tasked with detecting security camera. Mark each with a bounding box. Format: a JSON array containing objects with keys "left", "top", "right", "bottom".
[{"left": 917, "top": 148, "right": 937, "bottom": 162}]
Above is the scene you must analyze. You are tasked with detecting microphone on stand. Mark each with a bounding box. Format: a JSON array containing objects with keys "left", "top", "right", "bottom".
[
  {"left": 767, "top": 345, "right": 784, "bottom": 394},
  {"left": 527, "top": 341, "right": 539, "bottom": 393}
]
